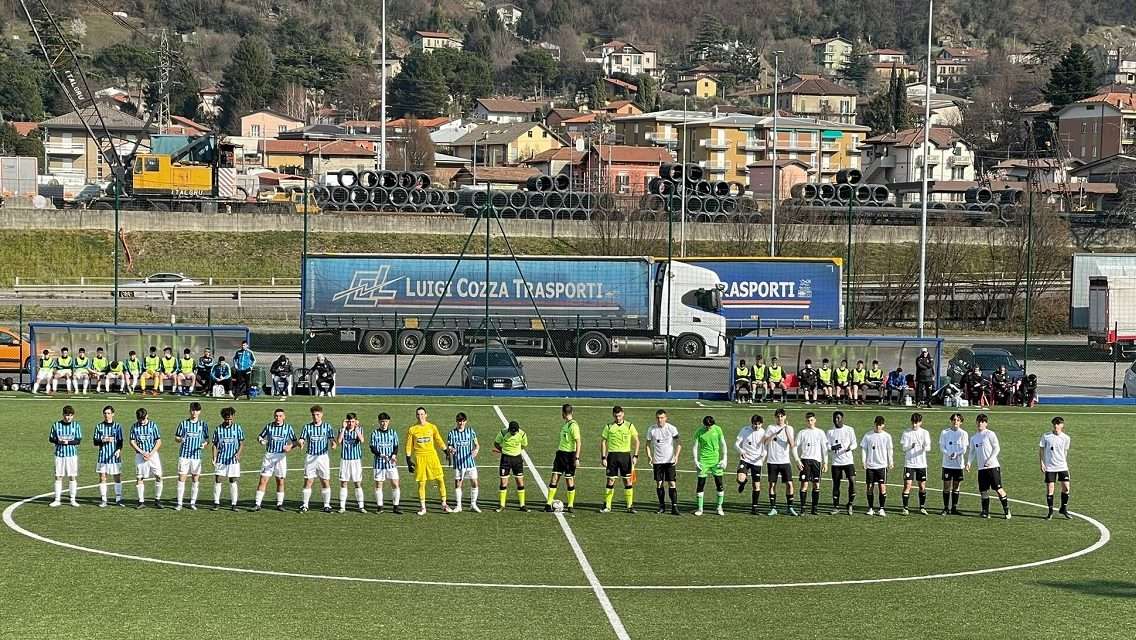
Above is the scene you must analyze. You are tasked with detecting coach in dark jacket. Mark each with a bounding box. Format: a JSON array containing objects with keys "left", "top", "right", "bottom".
[{"left": 915, "top": 348, "right": 935, "bottom": 407}]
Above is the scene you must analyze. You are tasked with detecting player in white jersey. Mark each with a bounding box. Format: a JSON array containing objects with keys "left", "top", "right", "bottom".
[
  {"left": 299, "top": 405, "right": 337, "bottom": 513},
  {"left": 860, "top": 415, "right": 894, "bottom": 516},
  {"left": 900, "top": 412, "right": 932, "bottom": 515},
  {"left": 826, "top": 411, "right": 857, "bottom": 515},
  {"left": 966, "top": 413, "right": 1011, "bottom": 519},
  {"left": 735, "top": 414, "right": 767, "bottom": 515},
  {"left": 646, "top": 409, "right": 681, "bottom": 515},
  {"left": 762, "top": 408, "right": 797, "bottom": 516},
  {"left": 1039, "top": 416, "right": 1071, "bottom": 520},
  {"left": 794, "top": 412, "right": 828, "bottom": 515},
  {"left": 939, "top": 412, "right": 969, "bottom": 515}
]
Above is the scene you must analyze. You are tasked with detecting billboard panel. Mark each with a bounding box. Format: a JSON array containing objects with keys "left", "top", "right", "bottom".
[{"left": 689, "top": 257, "right": 843, "bottom": 329}]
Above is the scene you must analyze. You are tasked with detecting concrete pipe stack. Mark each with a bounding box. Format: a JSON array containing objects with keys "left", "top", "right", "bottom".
[
  {"left": 642, "top": 163, "right": 755, "bottom": 223},
  {"left": 316, "top": 169, "right": 458, "bottom": 214},
  {"left": 786, "top": 175, "right": 894, "bottom": 208}
]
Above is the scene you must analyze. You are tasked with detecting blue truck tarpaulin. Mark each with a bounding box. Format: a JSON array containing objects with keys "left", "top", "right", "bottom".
[{"left": 689, "top": 258, "right": 843, "bottom": 329}]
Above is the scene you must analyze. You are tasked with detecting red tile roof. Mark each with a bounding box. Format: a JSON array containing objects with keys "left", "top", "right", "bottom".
[
  {"left": 261, "top": 139, "right": 376, "bottom": 156},
  {"left": 10, "top": 122, "right": 39, "bottom": 136},
  {"left": 604, "top": 77, "right": 638, "bottom": 92},
  {"left": 476, "top": 98, "right": 542, "bottom": 114},
  {"left": 1076, "top": 92, "right": 1136, "bottom": 111},
  {"left": 416, "top": 31, "right": 456, "bottom": 39},
  {"left": 591, "top": 145, "right": 672, "bottom": 164},
  {"left": 862, "top": 126, "right": 960, "bottom": 149}
]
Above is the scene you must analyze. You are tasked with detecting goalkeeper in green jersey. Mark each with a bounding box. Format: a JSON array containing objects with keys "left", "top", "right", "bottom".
[{"left": 693, "top": 416, "right": 728, "bottom": 516}]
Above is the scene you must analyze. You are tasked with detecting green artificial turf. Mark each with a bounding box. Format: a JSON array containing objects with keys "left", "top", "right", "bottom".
[{"left": 0, "top": 395, "right": 1129, "bottom": 639}]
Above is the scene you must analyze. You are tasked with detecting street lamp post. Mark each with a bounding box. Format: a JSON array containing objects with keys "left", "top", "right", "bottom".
[
  {"left": 379, "top": 0, "right": 387, "bottom": 171},
  {"left": 770, "top": 50, "right": 783, "bottom": 257},
  {"left": 680, "top": 88, "right": 690, "bottom": 258},
  {"left": 917, "top": 0, "right": 934, "bottom": 338}
]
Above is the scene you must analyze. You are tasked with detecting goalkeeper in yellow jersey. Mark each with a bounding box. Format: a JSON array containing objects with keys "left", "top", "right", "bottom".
[{"left": 405, "top": 406, "right": 452, "bottom": 515}]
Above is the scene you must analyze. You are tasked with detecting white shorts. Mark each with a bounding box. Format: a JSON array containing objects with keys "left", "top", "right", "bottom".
[
  {"left": 454, "top": 467, "right": 479, "bottom": 481},
  {"left": 74, "top": 370, "right": 89, "bottom": 379},
  {"left": 54, "top": 456, "right": 78, "bottom": 477},
  {"left": 304, "top": 454, "right": 331, "bottom": 480},
  {"left": 260, "top": 452, "right": 288, "bottom": 478},
  {"left": 214, "top": 462, "right": 241, "bottom": 478},
  {"left": 36, "top": 370, "right": 53, "bottom": 382},
  {"left": 372, "top": 466, "right": 399, "bottom": 482},
  {"left": 95, "top": 462, "right": 121, "bottom": 476},
  {"left": 178, "top": 457, "right": 203, "bottom": 476},
  {"left": 54, "top": 369, "right": 72, "bottom": 378},
  {"left": 340, "top": 459, "right": 363, "bottom": 482},
  {"left": 135, "top": 452, "right": 163, "bottom": 478}
]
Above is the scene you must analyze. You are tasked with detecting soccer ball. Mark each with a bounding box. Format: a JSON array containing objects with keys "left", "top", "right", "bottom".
[{"left": 551, "top": 499, "right": 564, "bottom": 512}]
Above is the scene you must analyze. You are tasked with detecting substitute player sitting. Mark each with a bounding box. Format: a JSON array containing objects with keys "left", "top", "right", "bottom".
[
  {"left": 32, "top": 349, "right": 55, "bottom": 394},
  {"left": 405, "top": 407, "right": 451, "bottom": 515},
  {"left": 299, "top": 404, "right": 336, "bottom": 513},
  {"left": 53, "top": 347, "right": 75, "bottom": 394},
  {"left": 692, "top": 415, "right": 727, "bottom": 516},
  {"left": 494, "top": 420, "right": 529, "bottom": 512},
  {"left": 446, "top": 413, "right": 480, "bottom": 513},
  {"left": 175, "top": 349, "right": 197, "bottom": 397},
  {"left": 72, "top": 348, "right": 91, "bottom": 394}
]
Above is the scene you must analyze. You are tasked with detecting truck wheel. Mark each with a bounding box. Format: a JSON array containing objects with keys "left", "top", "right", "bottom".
[
  {"left": 360, "top": 330, "right": 392, "bottom": 354},
  {"left": 577, "top": 332, "right": 609, "bottom": 358},
  {"left": 674, "top": 334, "right": 704, "bottom": 359},
  {"left": 430, "top": 331, "right": 461, "bottom": 356},
  {"left": 397, "top": 329, "right": 427, "bottom": 355}
]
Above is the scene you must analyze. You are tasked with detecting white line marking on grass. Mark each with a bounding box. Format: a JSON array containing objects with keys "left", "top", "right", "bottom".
[{"left": 493, "top": 404, "right": 631, "bottom": 640}]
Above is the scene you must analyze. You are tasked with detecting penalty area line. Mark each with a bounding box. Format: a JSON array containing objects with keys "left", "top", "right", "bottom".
[{"left": 493, "top": 404, "right": 630, "bottom": 640}]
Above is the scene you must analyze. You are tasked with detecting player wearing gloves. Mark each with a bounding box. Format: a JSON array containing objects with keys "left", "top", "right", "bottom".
[
  {"left": 900, "top": 413, "right": 932, "bottom": 515},
  {"left": 826, "top": 411, "right": 857, "bottom": 515},
  {"left": 967, "top": 414, "right": 1011, "bottom": 519},
  {"left": 794, "top": 412, "right": 828, "bottom": 515},
  {"left": 735, "top": 414, "right": 767, "bottom": 515},
  {"left": 405, "top": 407, "right": 451, "bottom": 515},
  {"left": 692, "top": 415, "right": 727, "bottom": 516},
  {"left": 860, "top": 416, "right": 894, "bottom": 516},
  {"left": 939, "top": 413, "right": 969, "bottom": 515},
  {"left": 762, "top": 408, "right": 797, "bottom": 516}
]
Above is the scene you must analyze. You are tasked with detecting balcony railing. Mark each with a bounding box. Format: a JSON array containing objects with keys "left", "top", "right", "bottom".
[
  {"left": 698, "top": 161, "right": 729, "bottom": 172},
  {"left": 45, "top": 142, "right": 86, "bottom": 155},
  {"left": 699, "top": 138, "right": 729, "bottom": 150},
  {"left": 737, "top": 139, "right": 766, "bottom": 151}
]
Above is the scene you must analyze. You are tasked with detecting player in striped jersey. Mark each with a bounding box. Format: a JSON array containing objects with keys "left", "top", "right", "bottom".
[
  {"left": 211, "top": 406, "right": 245, "bottom": 511},
  {"left": 299, "top": 405, "right": 337, "bottom": 513},
  {"left": 174, "top": 402, "right": 210, "bottom": 511},
  {"left": 130, "top": 407, "right": 164, "bottom": 509},
  {"left": 337, "top": 412, "right": 367, "bottom": 513},
  {"left": 93, "top": 405, "right": 124, "bottom": 507},
  {"left": 48, "top": 405, "right": 82, "bottom": 507},
  {"left": 369, "top": 412, "right": 402, "bottom": 514},
  {"left": 254, "top": 408, "right": 298, "bottom": 511},
  {"left": 446, "top": 412, "right": 481, "bottom": 513}
]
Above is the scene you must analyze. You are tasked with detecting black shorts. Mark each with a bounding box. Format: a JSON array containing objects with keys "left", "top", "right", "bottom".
[
  {"left": 903, "top": 467, "right": 928, "bottom": 483},
  {"left": 606, "top": 452, "right": 633, "bottom": 478},
  {"left": 978, "top": 467, "right": 1003, "bottom": 492},
  {"left": 552, "top": 450, "right": 577, "bottom": 476},
  {"left": 798, "top": 459, "right": 822, "bottom": 482},
  {"left": 737, "top": 461, "right": 762, "bottom": 480},
  {"left": 866, "top": 380, "right": 882, "bottom": 389},
  {"left": 767, "top": 462, "right": 792, "bottom": 484},
  {"left": 499, "top": 454, "right": 524, "bottom": 477},
  {"left": 941, "top": 468, "right": 964, "bottom": 482},
  {"left": 831, "top": 464, "right": 856, "bottom": 481},
  {"left": 653, "top": 463, "right": 677, "bottom": 482},
  {"left": 802, "top": 381, "right": 818, "bottom": 391},
  {"left": 866, "top": 468, "right": 887, "bottom": 485},
  {"left": 835, "top": 381, "right": 850, "bottom": 389},
  {"left": 1044, "top": 470, "right": 1071, "bottom": 483}
]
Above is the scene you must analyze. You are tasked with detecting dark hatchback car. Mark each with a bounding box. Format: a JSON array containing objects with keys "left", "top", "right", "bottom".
[
  {"left": 947, "top": 346, "right": 1024, "bottom": 385},
  {"left": 462, "top": 346, "right": 527, "bottom": 390}
]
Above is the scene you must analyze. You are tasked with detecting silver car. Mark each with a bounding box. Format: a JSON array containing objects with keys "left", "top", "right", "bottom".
[{"left": 120, "top": 273, "right": 203, "bottom": 299}]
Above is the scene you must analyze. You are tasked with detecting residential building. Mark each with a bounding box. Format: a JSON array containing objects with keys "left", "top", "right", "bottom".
[
  {"left": 472, "top": 98, "right": 542, "bottom": 124},
  {"left": 905, "top": 84, "right": 967, "bottom": 126},
  {"left": 676, "top": 75, "right": 719, "bottom": 99},
  {"left": 747, "top": 159, "right": 810, "bottom": 202},
  {"left": 933, "top": 47, "right": 986, "bottom": 91},
  {"left": 867, "top": 48, "right": 907, "bottom": 65},
  {"left": 522, "top": 147, "right": 587, "bottom": 179},
  {"left": 613, "top": 109, "right": 725, "bottom": 151},
  {"left": 871, "top": 61, "right": 921, "bottom": 83},
  {"left": 991, "top": 158, "right": 1075, "bottom": 184},
  {"left": 603, "top": 77, "right": 639, "bottom": 98},
  {"left": 260, "top": 139, "right": 376, "bottom": 176},
  {"left": 492, "top": 3, "right": 522, "bottom": 30},
  {"left": 811, "top": 36, "right": 854, "bottom": 73},
  {"left": 583, "top": 145, "right": 672, "bottom": 194},
  {"left": 412, "top": 31, "right": 463, "bottom": 54},
  {"left": 449, "top": 121, "right": 564, "bottom": 166},
  {"left": 240, "top": 109, "right": 303, "bottom": 139},
  {"left": 451, "top": 166, "right": 541, "bottom": 190},
  {"left": 373, "top": 54, "right": 403, "bottom": 80},
  {"left": 198, "top": 85, "right": 222, "bottom": 117},
  {"left": 537, "top": 41, "right": 562, "bottom": 62},
  {"left": 584, "top": 40, "right": 660, "bottom": 79},
  {"left": 41, "top": 104, "right": 151, "bottom": 184},
  {"left": 594, "top": 100, "right": 643, "bottom": 117},
  {"left": 752, "top": 74, "right": 859, "bottom": 124},
  {"left": 1055, "top": 92, "right": 1136, "bottom": 163},
  {"left": 1105, "top": 51, "right": 1136, "bottom": 85},
  {"left": 860, "top": 126, "right": 975, "bottom": 183},
  {"left": 560, "top": 112, "right": 599, "bottom": 143},
  {"left": 545, "top": 107, "right": 585, "bottom": 133}
]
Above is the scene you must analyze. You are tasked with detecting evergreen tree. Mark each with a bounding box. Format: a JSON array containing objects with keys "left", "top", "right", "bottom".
[
  {"left": 517, "top": 9, "right": 539, "bottom": 41},
  {"left": 390, "top": 51, "right": 449, "bottom": 118},
  {"left": 860, "top": 68, "right": 913, "bottom": 134},
  {"left": 431, "top": 48, "right": 493, "bottom": 113},
  {"left": 889, "top": 69, "right": 914, "bottom": 130},
  {"left": 0, "top": 54, "right": 45, "bottom": 120},
  {"left": 840, "top": 49, "right": 872, "bottom": 92},
  {"left": 1044, "top": 44, "right": 1098, "bottom": 109},
  {"left": 510, "top": 49, "right": 558, "bottom": 95},
  {"left": 218, "top": 37, "right": 277, "bottom": 133},
  {"left": 687, "top": 15, "right": 726, "bottom": 62},
  {"left": 636, "top": 73, "right": 658, "bottom": 111},
  {"left": 547, "top": 0, "right": 571, "bottom": 31}
]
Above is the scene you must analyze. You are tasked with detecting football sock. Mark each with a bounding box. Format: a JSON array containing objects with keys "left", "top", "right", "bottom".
[
  {"left": 547, "top": 487, "right": 557, "bottom": 504},
  {"left": 902, "top": 492, "right": 910, "bottom": 508},
  {"left": 470, "top": 487, "right": 479, "bottom": 506},
  {"left": 656, "top": 487, "right": 666, "bottom": 507},
  {"left": 213, "top": 482, "right": 223, "bottom": 504},
  {"left": 355, "top": 488, "right": 365, "bottom": 508},
  {"left": 69, "top": 480, "right": 77, "bottom": 501},
  {"left": 878, "top": 493, "right": 886, "bottom": 509},
  {"left": 340, "top": 487, "right": 348, "bottom": 509},
  {"left": 768, "top": 493, "right": 776, "bottom": 507},
  {"left": 114, "top": 482, "right": 122, "bottom": 500},
  {"left": 737, "top": 478, "right": 747, "bottom": 493},
  {"left": 981, "top": 497, "right": 990, "bottom": 513},
  {"left": 302, "top": 487, "right": 311, "bottom": 507},
  {"left": 1060, "top": 492, "right": 1069, "bottom": 510},
  {"left": 392, "top": 487, "right": 400, "bottom": 506},
  {"left": 798, "top": 491, "right": 806, "bottom": 508},
  {"left": 604, "top": 488, "right": 614, "bottom": 510},
  {"left": 999, "top": 495, "right": 1010, "bottom": 514},
  {"left": 190, "top": 481, "right": 199, "bottom": 504},
  {"left": 717, "top": 491, "right": 725, "bottom": 508},
  {"left": 254, "top": 490, "right": 264, "bottom": 506},
  {"left": 154, "top": 480, "right": 163, "bottom": 500},
  {"left": 229, "top": 482, "right": 238, "bottom": 505},
  {"left": 456, "top": 487, "right": 463, "bottom": 507},
  {"left": 753, "top": 489, "right": 762, "bottom": 508},
  {"left": 1046, "top": 493, "right": 1054, "bottom": 510},
  {"left": 375, "top": 489, "right": 384, "bottom": 508},
  {"left": 274, "top": 490, "right": 282, "bottom": 506},
  {"left": 438, "top": 482, "right": 447, "bottom": 502},
  {"left": 919, "top": 491, "right": 926, "bottom": 507},
  {"left": 942, "top": 490, "right": 951, "bottom": 509},
  {"left": 517, "top": 489, "right": 525, "bottom": 507},
  {"left": 697, "top": 492, "right": 705, "bottom": 510},
  {"left": 499, "top": 489, "right": 507, "bottom": 508},
  {"left": 177, "top": 480, "right": 186, "bottom": 506},
  {"left": 951, "top": 491, "right": 960, "bottom": 509},
  {"left": 99, "top": 481, "right": 107, "bottom": 502},
  {"left": 867, "top": 492, "right": 875, "bottom": 509},
  {"left": 624, "top": 488, "right": 633, "bottom": 508},
  {"left": 417, "top": 483, "right": 426, "bottom": 503},
  {"left": 847, "top": 487, "right": 856, "bottom": 507},
  {"left": 137, "top": 482, "right": 145, "bottom": 503},
  {"left": 566, "top": 488, "right": 576, "bottom": 507},
  {"left": 668, "top": 487, "right": 678, "bottom": 507},
  {"left": 811, "top": 489, "right": 819, "bottom": 509},
  {"left": 785, "top": 493, "right": 794, "bottom": 508}
]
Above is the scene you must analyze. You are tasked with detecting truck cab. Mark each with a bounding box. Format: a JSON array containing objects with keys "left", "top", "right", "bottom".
[{"left": 660, "top": 260, "right": 727, "bottom": 357}]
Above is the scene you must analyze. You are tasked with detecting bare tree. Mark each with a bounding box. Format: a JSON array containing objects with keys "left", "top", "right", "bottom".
[{"left": 389, "top": 117, "right": 436, "bottom": 173}]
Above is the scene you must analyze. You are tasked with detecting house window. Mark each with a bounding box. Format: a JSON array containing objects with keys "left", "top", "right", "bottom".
[
  {"left": 251, "top": 124, "right": 262, "bottom": 137},
  {"left": 527, "top": 130, "right": 533, "bottom": 137},
  {"left": 1080, "top": 123, "right": 1087, "bottom": 134},
  {"left": 279, "top": 125, "right": 288, "bottom": 134},
  {"left": 616, "top": 173, "right": 630, "bottom": 192}
]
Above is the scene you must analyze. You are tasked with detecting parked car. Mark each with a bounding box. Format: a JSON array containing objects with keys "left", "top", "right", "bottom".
[
  {"left": 946, "top": 346, "right": 1024, "bottom": 385},
  {"left": 462, "top": 346, "right": 527, "bottom": 390},
  {"left": 120, "top": 272, "right": 203, "bottom": 299},
  {"left": 70, "top": 183, "right": 108, "bottom": 208},
  {"left": 0, "top": 327, "right": 32, "bottom": 373}
]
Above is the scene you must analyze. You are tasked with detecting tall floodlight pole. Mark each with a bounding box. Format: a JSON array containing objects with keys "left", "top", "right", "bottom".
[
  {"left": 917, "top": 0, "right": 934, "bottom": 338},
  {"left": 770, "top": 50, "right": 782, "bottom": 256},
  {"left": 379, "top": 0, "right": 387, "bottom": 171},
  {"left": 680, "top": 89, "right": 690, "bottom": 257}
]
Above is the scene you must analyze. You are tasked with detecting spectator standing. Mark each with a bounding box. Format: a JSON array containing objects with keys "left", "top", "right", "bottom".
[
  {"left": 915, "top": 349, "right": 935, "bottom": 407},
  {"left": 232, "top": 341, "right": 256, "bottom": 399}
]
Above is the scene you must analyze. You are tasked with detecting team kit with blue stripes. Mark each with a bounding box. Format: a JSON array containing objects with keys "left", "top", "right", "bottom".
[{"left": 44, "top": 404, "right": 1075, "bottom": 520}]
